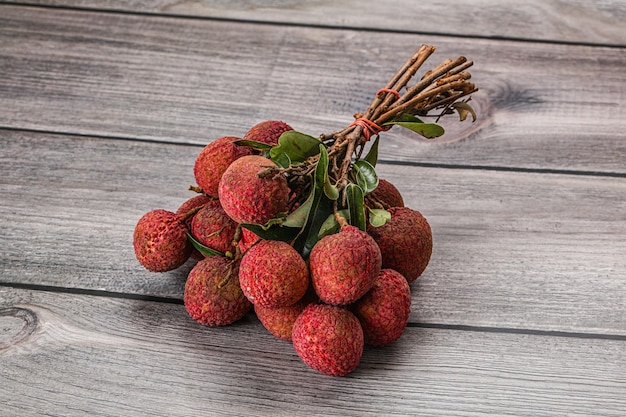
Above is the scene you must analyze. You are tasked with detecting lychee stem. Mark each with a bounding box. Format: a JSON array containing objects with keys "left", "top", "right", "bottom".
[
  {"left": 180, "top": 203, "right": 209, "bottom": 222},
  {"left": 321, "top": 44, "right": 477, "bottom": 199},
  {"left": 333, "top": 201, "right": 349, "bottom": 228}
]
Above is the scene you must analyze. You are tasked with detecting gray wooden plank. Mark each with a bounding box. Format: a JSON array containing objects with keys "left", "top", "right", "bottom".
[
  {"left": 6, "top": 0, "right": 626, "bottom": 46},
  {"left": 2, "top": 130, "right": 625, "bottom": 333},
  {"left": 1, "top": 5, "right": 625, "bottom": 173},
  {"left": 1, "top": 288, "right": 625, "bottom": 417}
]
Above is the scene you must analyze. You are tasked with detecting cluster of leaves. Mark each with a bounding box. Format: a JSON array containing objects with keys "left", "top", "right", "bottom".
[{"left": 229, "top": 115, "right": 450, "bottom": 258}]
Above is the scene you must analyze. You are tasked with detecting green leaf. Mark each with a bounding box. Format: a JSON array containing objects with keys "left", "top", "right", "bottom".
[
  {"left": 315, "top": 144, "right": 329, "bottom": 185},
  {"left": 363, "top": 135, "right": 380, "bottom": 167},
  {"left": 187, "top": 233, "right": 225, "bottom": 257},
  {"left": 301, "top": 195, "right": 334, "bottom": 257},
  {"left": 293, "top": 145, "right": 333, "bottom": 258},
  {"left": 240, "top": 223, "right": 300, "bottom": 242},
  {"left": 269, "top": 131, "right": 323, "bottom": 164},
  {"left": 233, "top": 139, "right": 273, "bottom": 151},
  {"left": 385, "top": 121, "right": 445, "bottom": 139},
  {"left": 352, "top": 160, "right": 379, "bottom": 194},
  {"left": 282, "top": 197, "right": 312, "bottom": 228},
  {"left": 346, "top": 183, "right": 366, "bottom": 231},
  {"left": 323, "top": 181, "right": 339, "bottom": 200},
  {"left": 318, "top": 210, "right": 348, "bottom": 239},
  {"left": 452, "top": 101, "right": 477, "bottom": 122},
  {"left": 367, "top": 208, "right": 391, "bottom": 227},
  {"left": 271, "top": 151, "right": 291, "bottom": 169}
]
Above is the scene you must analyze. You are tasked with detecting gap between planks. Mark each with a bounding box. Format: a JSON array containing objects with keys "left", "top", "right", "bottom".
[
  {"left": 3, "top": 1, "right": 626, "bottom": 49},
  {"left": 2, "top": 126, "right": 624, "bottom": 179},
  {"left": 2, "top": 281, "right": 626, "bottom": 342}
]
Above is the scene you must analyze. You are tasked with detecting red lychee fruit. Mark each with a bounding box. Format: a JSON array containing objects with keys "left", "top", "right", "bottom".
[
  {"left": 176, "top": 194, "right": 213, "bottom": 229},
  {"left": 366, "top": 178, "right": 405, "bottom": 209},
  {"left": 243, "top": 120, "right": 293, "bottom": 146},
  {"left": 352, "top": 269, "right": 411, "bottom": 346},
  {"left": 133, "top": 209, "right": 192, "bottom": 272},
  {"left": 254, "top": 300, "right": 308, "bottom": 341},
  {"left": 368, "top": 207, "right": 432, "bottom": 283},
  {"left": 193, "top": 136, "right": 253, "bottom": 197},
  {"left": 184, "top": 257, "right": 252, "bottom": 326},
  {"left": 239, "top": 240, "right": 309, "bottom": 307},
  {"left": 218, "top": 155, "right": 290, "bottom": 225},
  {"left": 309, "top": 225, "right": 382, "bottom": 305},
  {"left": 191, "top": 200, "right": 237, "bottom": 255},
  {"left": 292, "top": 304, "right": 364, "bottom": 377},
  {"left": 239, "top": 227, "right": 262, "bottom": 253}
]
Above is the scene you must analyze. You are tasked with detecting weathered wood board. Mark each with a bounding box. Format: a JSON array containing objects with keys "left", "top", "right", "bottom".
[{"left": 1, "top": 5, "right": 625, "bottom": 173}]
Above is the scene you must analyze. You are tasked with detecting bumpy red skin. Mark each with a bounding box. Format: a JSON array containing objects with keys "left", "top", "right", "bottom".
[
  {"left": 243, "top": 120, "right": 293, "bottom": 146},
  {"left": 292, "top": 304, "right": 364, "bottom": 377},
  {"left": 366, "top": 178, "right": 405, "bottom": 209},
  {"left": 254, "top": 300, "right": 307, "bottom": 341},
  {"left": 239, "top": 240, "right": 309, "bottom": 307},
  {"left": 352, "top": 269, "right": 411, "bottom": 346},
  {"left": 133, "top": 209, "right": 192, "bottom": 272},
  {"left": 184, "top": 257, "right": 252, "bottom": 326},
  {"left": 191, "top": 200, "right": 237, "bottom": 254},
  {"left": 218, "top": 155, "right": 290, "bottom": 225},
  {"left": 368, "top": 207, "right": 432, "bottom": 283},
  {"left": 309, "top": 226, "right": 382, "bottom": 305},
  {"left": 193, "top": 136, "right": 252, "bottom": 197}
]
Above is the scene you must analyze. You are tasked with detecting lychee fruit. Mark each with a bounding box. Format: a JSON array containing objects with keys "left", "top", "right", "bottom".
[
  {"left": 254, "top": 300, "right": 308, "bottom": 341},
  {"left": 239, "top": 240, "right": 309, "bottom": 307},
  {"left": 193, "top": 136, "right": 253, "bottom": 197},
  {"left": 309, "top": 225, "right": 382, "bottom": 305},
  {"left": 184, "top": 257, "right": 252, "bottom": 326},
  {"left": 366, "top": 178, "right": 405, "bottom": 209},
  {"left": 243, "top": 120, "right": 293, "bottom": 146},
  {"left": 352, "top": 269, "right": 411, "bottom": 346},
  {"left": 368, "top": 207, "right": 432, "bottom": 283},
  {"left": 292, "top": 304, "right": 364, "bottom": 377},
  {"left": 133, "top": 209, "right": 192, "bottom": 272},
  {"left": 218, "top": 155, "right": 290, "bottom": 225},
  {"left": 191, "top": 200, "right": 238, "bottom": 255},
  {"left": 176, "top": 194, "right": 213, "bottom": 229}
]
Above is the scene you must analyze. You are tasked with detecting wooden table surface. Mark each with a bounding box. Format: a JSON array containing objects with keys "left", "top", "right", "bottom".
[{"left": 1, "top": 2, "right": 625, "bottom": 416}]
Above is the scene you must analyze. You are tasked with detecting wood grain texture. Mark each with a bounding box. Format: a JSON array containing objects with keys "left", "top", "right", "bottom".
[
  {"left": 1, "top": 288, "right": 625, "bottom": 417},
  {"left": 6, "top": 0, "right": 626, "bottom": 46},
  {"left": 2, "top": 130, "right": 625, "bottom": 333},
  {"left": 1, "top": 5, "right": 626, "bottom": 173}
]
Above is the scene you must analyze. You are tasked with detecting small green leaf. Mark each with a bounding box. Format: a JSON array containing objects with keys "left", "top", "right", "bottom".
[
  {"left": 452, "top": 101, "right": 477, "bottom": 122},
  {"left": 352, "top": 160, "right": 379, "bottom": 194},
  {"left": 187, "top": 233, "right": 225, "bottom": 257},
  {"left": 346, "top": 183, "right": 366, "bottom": 231},
  {"left": 363, "top": 135, "right": 380, "bottom": 167},
  {"left": 269, "top": 131, "right": 323, "bottom": 164},
  {"left": 318, "top": 210, "right": 348, "bottom": 239},
  {"left": 233, "top": 139, "right": 273, "bottom": 151},
  {"left": 301, "top": 195, "right": 334, "bottom": 257},
  {"left": 367, "top": 208, "right": 391, "bottom": 227},
  {"left": 241, "top": 223, "right": 300, "bottom": 242},
  {"left": 323, "top": 181, "right": 339, "bottom": 200},
  {"left": 271, "top": 151, "right": 291, "bottom": 169},
  {"left": 292, "top": 145, "right": 333, "bottom": 258},
  {"left": 385, "top": 121, "right": 445, "bottom": 139},
  {"left": 315, "top": 144, "right": 329, "bottom": 185},
  {"left": 282, "top": 197, "right": 312, "bottom": 228}
]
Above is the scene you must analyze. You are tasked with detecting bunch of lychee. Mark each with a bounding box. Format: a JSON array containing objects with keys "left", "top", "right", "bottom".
[{"left": 133, "top": 120, "right": 433, "bottom": 377}]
